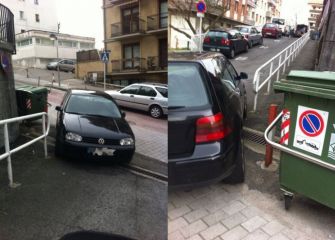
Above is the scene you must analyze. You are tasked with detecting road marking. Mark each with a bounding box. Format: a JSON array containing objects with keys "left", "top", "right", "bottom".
[
  {"left": 274, "top": 40, "right": 281, "bottom": 42},
  {"left": 259, "top": 46, "right": 268, "bottom": 49},
  {"left": 235, "top": 57, "right": 248, "bottom": 61}
]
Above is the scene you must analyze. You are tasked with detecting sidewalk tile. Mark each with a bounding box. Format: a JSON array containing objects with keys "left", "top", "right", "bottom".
[
  {"left": 221, "top": 212, "right": 248, "bottom": 229},
  {"left": 169, "top": 231, "right": 185, "bottom": 240},
  {"left": 222, "top": 200, "right": 246, "bottom": 215},
  {"left": 240, "top": 206, "right": 261, "bottom": 219},
  {"left": 242, "top": 229, "right": 270, "bottom": 240},
  {"left": 169, "top": 217, "right": 188, "bottom": 234},
  {"left": 241, "top": 216, "right": 268, "bottom": 232},
  {"left": 269, "top": 233, "right": 290, "bottom": 240},
  {"left": 169, "top": 205, "right": 192, "bottom": 220},
  {"left": 200, "top": 223, "right": 227, "bottom": 240},
  {"left": 181, "top": 220, "right": 208, "bottom": 238},
  {"left": 221, "top": 226, "right": 248, "bottom": 240},
  {"left": 203, "top": 210, "right": 228, "bottom": 226},
  {"left": 184, "top": 208, "right": 209, "bottom": 223},
  {"left": 187, "top": 234, "right": 203, "bottom": 240},
  {"left": 262, "top": 221, "right": 286, "bottom": 236}
]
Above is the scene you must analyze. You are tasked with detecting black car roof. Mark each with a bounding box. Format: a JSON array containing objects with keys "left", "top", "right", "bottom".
[
  {"left": 69, "top": 89, "right": 111, "bottom": 98},
  {"left": 169, "top": 51, "right": 225, "bottom": 62}
]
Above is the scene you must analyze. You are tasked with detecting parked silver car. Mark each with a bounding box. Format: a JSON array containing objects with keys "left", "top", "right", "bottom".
[
  {"left": 233, "top": 25, "right": 263, "bottom": 48},
  {"left": 47, "top": 59, "right": 76, "bottom": 73},
  {"left": 106, "top": 83, "right": 168, "bottom": 118}
]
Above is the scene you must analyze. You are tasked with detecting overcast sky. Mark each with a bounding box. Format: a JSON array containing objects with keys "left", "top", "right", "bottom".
[
  {"left": 56, "top": 0, "right": 104, "bottom": 49},
  {"left": 281, "top": 0, "right": 309, "bottom": 25}
]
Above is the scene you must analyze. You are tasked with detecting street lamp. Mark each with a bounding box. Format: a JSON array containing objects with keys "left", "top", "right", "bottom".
[{"left": 49, "top": 33, "right": 60, "bottom": 87}]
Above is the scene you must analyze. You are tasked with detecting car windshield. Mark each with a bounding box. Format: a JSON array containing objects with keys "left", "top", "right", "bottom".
[
  {"left": 207, "top": 31, "right": 228, "bottom": 39},
  {"left": 168, "top": 63, "right": 209, "bottom": 109},
  {"left": 234, "top": 27, "right": 249, "bottom": 33},
  {"left": 265, "top": 23, "right": 276, "bottom": 28},
  {"left": 65, "top": 94, "right": 122, "bottom": 118},
  {"left": 156, "top": 87, "right": 168, "bottom": 98}
]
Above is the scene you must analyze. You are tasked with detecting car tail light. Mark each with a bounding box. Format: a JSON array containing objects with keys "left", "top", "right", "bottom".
[
  {"left": 221, "top": 38, "right": 230, "bottom": 46},
  {"left": 245, "top": 34, "right": 249, "bottom": 39},
  {"left": 204, "top": 37, "right": 210, "bottom": 43},
  {"left": 195, "top": 113, "right": 232, "bottom": 143}
]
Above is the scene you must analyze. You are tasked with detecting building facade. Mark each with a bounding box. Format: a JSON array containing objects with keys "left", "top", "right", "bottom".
[
  {"left": 13, "top": 30, "right": 95, "bottom": 68},
  {"left": 247, "top": 0, "right": 282, "bottom": 27},
  {"left": 308, "top": 0, "right": 323, "bottom": 30},
  {"left": 1, "top": 0, "right": 58, "bottom": 34},
  {"left": 103, "top": 0, "right": 168, "bottom": 85}
]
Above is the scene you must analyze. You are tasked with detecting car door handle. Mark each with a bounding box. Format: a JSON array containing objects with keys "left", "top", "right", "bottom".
[
  {"left": 150, "top": 97, "right": 155, "bottom": 100},
  {"left": 130, "top": 95, "right": 134, "bottom": 97}
]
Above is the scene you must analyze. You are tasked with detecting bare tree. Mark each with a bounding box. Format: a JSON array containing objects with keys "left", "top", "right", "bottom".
[{"left": 169, "top": 0, "right": 230, "bottom": 40}]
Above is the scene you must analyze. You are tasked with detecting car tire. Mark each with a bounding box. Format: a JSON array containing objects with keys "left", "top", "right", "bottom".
[
  {"left": 249, "top": 41, "right": 253, "bottom": 48},
  {"left": 259, "top": 37, "right": 263, "bottom": 45},
  {"left": 229, "top": 48, "right": 235, "bottom": 59},
  {"left": 224, "top": 131, "right": 245, "bottom": 184},
  {"left": 149, "top": 105, "right": 163, "bottom": 118},
  {"left": 55, "top": 139, "right": 64, "bottom": 158},
  {"left": 245, "top": 43, "right": 249, "bottom": 52}
]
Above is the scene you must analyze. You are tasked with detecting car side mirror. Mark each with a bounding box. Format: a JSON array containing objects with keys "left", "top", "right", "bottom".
[
  {"left": 121, "top": 111, "right": 126, "bottom": 118},
  {"left": 240, "top": 72, "right": 248, "bottom": 79},
  {"left": 55, "top": 106, "right": 62, "bottom": 111}
]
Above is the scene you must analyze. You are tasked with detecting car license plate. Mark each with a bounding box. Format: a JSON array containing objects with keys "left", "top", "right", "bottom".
[
  {"left": 89, "top": 147, "right": 115, "bottom": 156},
  {"left": 266, "top": 33, "right": 272, "bottom": 35},
  {"left": 210, "top": 48, "right": 216, "bottom": 51}
]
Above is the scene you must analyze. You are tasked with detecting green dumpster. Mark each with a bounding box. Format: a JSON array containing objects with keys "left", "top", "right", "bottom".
[
  {"left": 15, "top": 85, "right": 48, "bottom": 117},
  {"left": 265, "top": 70, "right": 335, "bottom": 210}
]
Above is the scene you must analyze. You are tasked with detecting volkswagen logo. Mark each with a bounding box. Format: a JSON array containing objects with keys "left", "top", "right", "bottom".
[{"left": 98, "top": 138, "right": 105, "bottom": 145}]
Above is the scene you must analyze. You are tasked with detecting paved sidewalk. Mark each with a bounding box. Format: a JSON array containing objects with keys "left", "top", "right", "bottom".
[{"left": 14, "top": 73, "right": 167, "bottom": 163}]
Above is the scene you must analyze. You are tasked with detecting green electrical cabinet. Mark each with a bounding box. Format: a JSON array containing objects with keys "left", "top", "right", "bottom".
[
  {"left": 15, "top": 85, "right": 48, "bottom": 117},
  {"left": 266, "top": 70, "right": 335, "bottom": 210}
]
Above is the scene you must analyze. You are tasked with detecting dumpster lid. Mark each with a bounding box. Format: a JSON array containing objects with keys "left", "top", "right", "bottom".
[
  {"left": 16, "top": 85, "right": 48, "bottom": 94},
  {"left": 286, "top": 70, "right": 335, "bottom": 88},
  {"left": 274, "top": 81, "right": 335, "bottom": 100}
]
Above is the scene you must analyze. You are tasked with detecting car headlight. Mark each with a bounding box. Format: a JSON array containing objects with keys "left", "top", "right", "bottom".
[
  {"left": 65, "top": 132, "right": 82, "bottom": 142},
  {"left": 120, "top": 138, "right": 134, "bottom": 146}
]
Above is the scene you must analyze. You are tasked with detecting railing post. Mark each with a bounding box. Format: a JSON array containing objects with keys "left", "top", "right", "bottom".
[
  {"left": 283, "top": 50, "right": 287, "bottom": 74},
  {"left": 277, "top": 54, "right": 282, "bottom": 82},
  {"left": 42, "top": 114, "right": 48, "bottom": 158},
  {"left": 253, "top": 73, "right": 260, "bottom": 112},
  {"left": 265, "top": 104, "right": 278, "bottom": 167},
  {"left": 288, "top": 47, "right": 291, "bottom": 66},
  {"left": 4, "top": 124, "right": 13, "bottom": 187},
  {"left": 267, "top": 61, "right": 273, "bottom": 94}
]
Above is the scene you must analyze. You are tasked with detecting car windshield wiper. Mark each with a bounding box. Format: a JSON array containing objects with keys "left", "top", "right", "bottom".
[
  {"left": 168, "top": 106, "right": 186, "bottom": 109},
  {"left": 65, "top": 111, "right": 81, "bottom": 115},
  {"left": 84, "top": 113, "right": 113, "bottom": 118}
]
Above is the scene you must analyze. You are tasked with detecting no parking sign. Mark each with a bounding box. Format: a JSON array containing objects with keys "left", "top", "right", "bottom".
[{"left": 293, "top": 106, "right": 328, "bottom": 156}]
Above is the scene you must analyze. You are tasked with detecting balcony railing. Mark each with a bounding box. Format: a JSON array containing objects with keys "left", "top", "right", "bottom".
[
  {"left": 108, "top": 0, "right": 138, "bottom": 6},
  {"left": 244, "top": 17, "right": 255, "bottom": 26},
  {"left": 111, "top": 58, "right": 146, "bottom": 73},
  {"left": 0, "top": 4, "right": 16, "bottom": 54},
  {"left": 111, "top": 18, "right": 145, "bottom": 37},
  {"left": 147, "top": 14, "right": 168, "bottom": 31},
  {"left": 147, "top": 56, "right": 167, "bottom": 71},
  {"left": 247, "top": 0, "right": 256, "bottom": 8}
]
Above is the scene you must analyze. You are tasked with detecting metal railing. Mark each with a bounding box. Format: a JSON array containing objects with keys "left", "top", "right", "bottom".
[
  {"left": 111, "top": 57, "right": 146, "bottom": 73},
  {"left": 147, "top": 56, "right": 167, "bottom": 71},
  {"left": 147, "top": 14, "right": 168, "bottom": 31},
  {"left": 111, "top": 18, "right": 146, "bottom": 37},
  {"left": 252, "top": 32, "right": 310, "bottom": 111},
  {"left": 0, "top": 112, "right": 50, "bottom": 188},
  {"left": 0, "top": 4, "right": 16, "bottom": 53}
]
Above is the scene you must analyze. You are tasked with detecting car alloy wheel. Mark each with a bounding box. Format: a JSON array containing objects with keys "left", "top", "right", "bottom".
[
  {"left": 150, "top": 105, "right": 162, "bottom": 118},
  {"left": 230, "top": 49, "right": 235, "bottom": 59}
]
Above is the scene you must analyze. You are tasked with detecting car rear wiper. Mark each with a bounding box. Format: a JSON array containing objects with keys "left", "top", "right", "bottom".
[{"left": 168, "top": 106, "right": 186, "bottom": 109}]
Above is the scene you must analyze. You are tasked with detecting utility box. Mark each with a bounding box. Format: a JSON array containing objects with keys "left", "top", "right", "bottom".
[
  {"left": 0, "top": 4, "right": 18, "bottom": 148},
  {"left": 272, "top": 70, "right": 335, "bottom": 210},
  {"left": 15, "top": 86, "right": 48, "bottom": 117}
]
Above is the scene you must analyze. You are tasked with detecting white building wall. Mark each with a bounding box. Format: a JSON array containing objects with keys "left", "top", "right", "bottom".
[{"left": 1, "top": 0, "right": 58, "bottom": 34}]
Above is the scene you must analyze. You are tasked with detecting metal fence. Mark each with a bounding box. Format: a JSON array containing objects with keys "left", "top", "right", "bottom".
[
  {"left": 252, "top": 32, "right": 310, "bottom": 111},
  {"left": 0, "top": 112, "right": 50, "bottom": 188},
  {"left": 0, "top": 4, "right": 15, "bottom": 53}
]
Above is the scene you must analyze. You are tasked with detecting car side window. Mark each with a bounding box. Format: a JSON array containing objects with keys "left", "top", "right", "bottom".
[
  {"left": 138, "top": 86, "right": 157, "bottom": 97},
  {"left": 156, "top": 87, "right": 168, "bottom": 98},
  {"left": 120, "top": 85, "right": 139, "bottom": 94},
  {"left": 226, "top": 62, "right": 239, "bottom": 84},
  {"left": 213, "top": 57, "right": 235, "bottom": 90}
]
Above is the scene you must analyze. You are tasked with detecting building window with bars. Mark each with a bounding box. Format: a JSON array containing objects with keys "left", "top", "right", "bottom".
[{"left": 35, "top": 14, "right": 40, "bottom": 22}]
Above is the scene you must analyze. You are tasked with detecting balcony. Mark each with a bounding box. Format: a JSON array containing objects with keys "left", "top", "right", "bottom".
[
  {"left": 244, "top": 17, "right": 255, "bottom": 26},
  {"left": 111, "top": 18, "right": 146, "bottom": 39},
  {"left": 147, "top": 14, "right": 168, "bottom": 32},
  {"left": 107, "top": 0, "right": 138, "bottom": 7},
  {"left": 147, "top": 56, "right": 167, "bottom": 71},
  {"left": 0, "top": 4, "right": 16, "bottom": 54},
  {"left": 247, "top": 0, "right": 256, "bottom": 8},
  {"left": 111, "top": 58, "right": 146, "bottom": 74},
  {"left": 268, "top": 0, "right": 276, "bottom": 6}
]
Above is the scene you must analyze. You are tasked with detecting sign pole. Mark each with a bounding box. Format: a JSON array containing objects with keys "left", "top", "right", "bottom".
[
  {"left": 199, "top": 16, "right": 203, "bottom": 53},
  {"left": 196, "top": 1, "right": 206, "bottom": 54},
  {"left": 104, "top": 61, "right": 106, "bottom": 91}
]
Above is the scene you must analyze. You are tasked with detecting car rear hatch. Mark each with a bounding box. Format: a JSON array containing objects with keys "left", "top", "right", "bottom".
[
  {"left": 168, "top": 62, "right": 218, "bottom": 159},
  {"left": 204, "top": 31, "right": 229, "bottom": 47}
]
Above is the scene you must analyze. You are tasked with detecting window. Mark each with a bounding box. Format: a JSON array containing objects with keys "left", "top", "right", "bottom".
[
  {"left": 160, "top": 0, "right": 168, "bottom": 28},
  {"left": 235, "top": 2, "right": 238, "bottom": 12},
  {"left": 156, "top": 87, "right": 168, "bottom": 98},
  {"left": 80, "top": 42, "right": 93, "bottom": 49},
  {"left": 120, "top": 85, "right": 140, "bottom": 94},
  {"left": 34, "top": 0, "right": 39, "bottom": 4},
  {"left": 123, "top": 43, "right": 140, "bottom": 69},
  {"left": 35, "top": 37, "right": 54, "bottom": 46},
  {"left": 138, "top": 86, "right": 157, "bottom": 97},
  {"left": 17, "top": 38, "right": 32, "bottom": 47},
  {"left": 21, "top": 29, "right": 25, "bottom": 33},
  {"left": 35, "top": 14, "right": 40, "bottom": 22},
  {"left": 19, "top": 11, "right": 24, "bottom": 20},
  {"left": 59, "top": 40, "right": 77, "bottom": 48}
]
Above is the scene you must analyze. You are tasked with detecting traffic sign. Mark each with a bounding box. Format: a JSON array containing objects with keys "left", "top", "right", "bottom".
[
  {"left": 100, "top": 51, "right": 109, "bottom": 63},
  {"left": 299, "top": 110, "right": 324, "bottom": 137},
  {"left": 196, "top": 1, "right": 206, "bottom": 13}
]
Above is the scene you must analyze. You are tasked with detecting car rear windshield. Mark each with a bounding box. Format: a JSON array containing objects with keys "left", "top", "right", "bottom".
[
  {"left": 65, "top": 94, "right": 121, "bottom": 118},
  {"left": 156, "top": 87, "right": 168, "bottom": 98},
  {"left": 234, "top": 27, "right": 249, "bottom": 33},
  {"left": 207, "top": 31, "right": 228, "bottom": 39},
  {"left": 169, "top": 63, "right": 210, "bottom": 109},
  {"left": 264, "top": 23, "right": 276, "bottom": 28}
]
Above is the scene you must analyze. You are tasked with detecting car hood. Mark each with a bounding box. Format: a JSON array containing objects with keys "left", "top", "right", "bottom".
[
  {"left": 48, "top": 62, "right": 58, "bottom": 66},
  {"left": 63, "top": 113, "right": 133, "bottom": 139}
]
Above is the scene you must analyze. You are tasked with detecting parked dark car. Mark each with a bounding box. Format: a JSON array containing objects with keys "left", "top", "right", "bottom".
[
  {"left": 168, "top": 52, "right": 248, "bottom": 188},
  {"left": 233, "top": 25, "right": 263, "bottom": 47},
  {"left": 294, "top": 24, "right": 308, "bottom": 37},
  {"left": 55, "top": 90, "right": 135, "bottom": 163},
  {"left": 262, "top": 23, "right": 282, "bottom": 38},
  {"left": 203, "top": 29, "right": 248, "bottom": 59}
]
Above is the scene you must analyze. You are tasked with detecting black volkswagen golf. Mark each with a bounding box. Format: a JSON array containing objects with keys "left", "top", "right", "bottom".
[
  {"left": 55, "top": 90, "right": 135, "bottom": 163},
  {"left": 168, "top": 52, "right": 248, "bottom": 188}
]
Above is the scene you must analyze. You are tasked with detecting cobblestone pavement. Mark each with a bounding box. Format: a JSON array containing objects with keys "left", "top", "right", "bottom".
[{"left": 168, "top": 181, "right": 335, "bottom": 240}]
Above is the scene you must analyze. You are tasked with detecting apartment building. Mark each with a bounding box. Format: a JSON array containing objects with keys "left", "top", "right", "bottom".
[
  {"left": 103, "top": 0, "right": 168, "bottom": 85},
  {"left": 308, "top": 0, "right": 323, "bottom": 30}
]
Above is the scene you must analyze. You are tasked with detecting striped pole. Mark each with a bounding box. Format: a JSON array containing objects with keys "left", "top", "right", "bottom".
[{"left": 280, "top": 109, "right": 290, "bottom": 145}]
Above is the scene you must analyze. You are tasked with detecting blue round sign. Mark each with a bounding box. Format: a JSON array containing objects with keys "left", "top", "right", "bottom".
[
  {"left": 299, "top": 110, "right": 324, "bottom": 137},
  {"left": 196, "top": 1, "right": 206, "bottom": 13}
]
